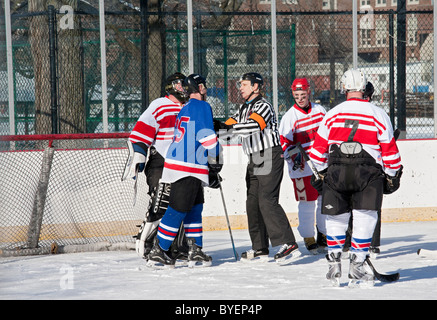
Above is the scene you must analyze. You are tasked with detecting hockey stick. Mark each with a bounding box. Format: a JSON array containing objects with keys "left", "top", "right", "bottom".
[
  {"left": 365, "top": 256, "right": 400, "bottom": 283},
  {"left": 218, "top": 176, "right": 239, "bottom": 261},
  {"left": 121, "top": 140, "right": 139, "bottom": 206},
  {"left": 394, "top": 128, "right": 401, "bottom": 141},
  {"left": 295, "top": 142, "right": 322, "bottom": 180}
]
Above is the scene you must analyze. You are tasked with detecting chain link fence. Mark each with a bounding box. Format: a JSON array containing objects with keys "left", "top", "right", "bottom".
[{"left": 0, "top": 1, "right": 435, "bottom": 138}]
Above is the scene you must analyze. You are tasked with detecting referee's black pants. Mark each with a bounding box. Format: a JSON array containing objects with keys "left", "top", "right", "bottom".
[{"left": 245, "top": 145, "right": 296, "bottom": 250}]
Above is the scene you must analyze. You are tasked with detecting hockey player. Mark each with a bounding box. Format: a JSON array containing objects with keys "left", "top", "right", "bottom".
[
  {"left": 309, "top": 69, "right": 402, "bottom": 287},
  {"left": 147, "top": 74, "right": 223, "bottom": 268},
  {"left": 215, "top": 72, "right": 300, "bottom": 264},
  {"left": 279, "top": 78, "right": 327, "bottom": 254},
  {"left": 126, "top": 72, "right": 188, "bottom": 259},
  {"left": 343, "top": 81, "right": 383, "bottom": 258}
]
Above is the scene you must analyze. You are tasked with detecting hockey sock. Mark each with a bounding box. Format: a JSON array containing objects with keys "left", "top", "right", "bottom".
[
  {"left": 351, "top": 237, "right": 372, "bottom": 261},
  {"left": 325, "top": 213, "right": 350, "bottom": 254},
  {"left": 184, "top": 203, "right": 203, "bottom": 247},
  {"left": 297, "top": 200, "right": 316, "bottom": 238},
  {"left": 327, "top": 234, "right": 346, "bottom": 253},
  {"left": 350, "top": 209, "right": 378, "bottom": 261},
  {"left": 157, "top": 206, "right": 186, "bottom": 251}
]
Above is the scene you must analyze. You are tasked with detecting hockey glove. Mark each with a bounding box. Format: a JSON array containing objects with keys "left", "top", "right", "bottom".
[
  {"left": 310, "top": 168, "right": 327, "bottom": 195},
  {"left": 383, "top": 165, "right": 403, "bottom": 194},
  {"left": 130, "top": 142, "right": 147, "bottom": 179},
  {"left": 208, "top": 171, "right": 222, "bottom": 189},
  {"left": 213, "top": 119, "right": 234, "bottom": 132},
  {"left": 286, "top": 146, "right": 304, "bottom": 171},
  {"left": 208, "top": 153, "right": 223, "bottom": 173}
]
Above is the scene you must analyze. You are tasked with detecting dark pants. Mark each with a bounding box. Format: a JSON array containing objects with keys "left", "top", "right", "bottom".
[
  {"left": 144, "top": 148, "right": 189, "bottom": 253},
  {"left": 144, "top": 148, "right": 166, "bottom": 222},
  {"left": 245, "top": 146, "right": 296, "bottom": 249}
]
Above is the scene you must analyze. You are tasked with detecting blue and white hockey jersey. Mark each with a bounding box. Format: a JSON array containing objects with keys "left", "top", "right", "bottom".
[{"left": 160, "top": 98, "right": 220, "bottom": 186}]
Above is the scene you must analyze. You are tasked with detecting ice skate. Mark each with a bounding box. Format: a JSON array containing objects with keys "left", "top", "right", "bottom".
[
  {"left": 274, "top": 242, "right": 301, "bottom": 265},
  {"left": 240, "top": 248, "right": 269, "bottom": 262},
  {"left": 348, "top": 254, "right": 375, "bottom": 288},
  {"left": 187, "top": 238, "right": 212, "bottom": 268},
  {"left": 169, "top": 238, "right": 189, "bottom": 263},
  {"left": 304, "top": 237, "right": 319, "bottom": 255},
  {"left": 326, "top": 252, "right": 342, "bottom": 287},
  {"left": 146, "top": 238, "right": 175, "bottom": 269}
]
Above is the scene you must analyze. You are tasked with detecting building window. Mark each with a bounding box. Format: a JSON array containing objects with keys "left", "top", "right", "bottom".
[
  {"left": 361, "top": 29, "right": 372, "bottom": 47},
  {"left": 323, "top": 0, "right": 337, "bottom": 10},
  {"left": 376, "top": 18, "right": 388, "bottom": 46},
  {"left": 376, "top": 0, "right": 387, "bottom": 7},
  {"left": 408, "top": 15, "right": 418, "bottom": 45}
]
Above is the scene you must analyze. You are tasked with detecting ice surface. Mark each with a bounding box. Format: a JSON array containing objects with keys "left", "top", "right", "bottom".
[{"left": 1, "top": 221, "right": 437, "bottom": 302}]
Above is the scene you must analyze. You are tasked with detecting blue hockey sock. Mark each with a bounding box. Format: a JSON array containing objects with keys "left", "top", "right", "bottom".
[
  {"left": 157, "top": 206, "right": 186, "bottom": 251},
  {"left": 184, "top": 204, "right": 203, "bottom": 247}
]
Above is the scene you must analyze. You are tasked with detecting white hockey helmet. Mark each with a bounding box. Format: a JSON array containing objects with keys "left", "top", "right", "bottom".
[{"left": 340, "top": 69, "right": 367, "bottom": 94}]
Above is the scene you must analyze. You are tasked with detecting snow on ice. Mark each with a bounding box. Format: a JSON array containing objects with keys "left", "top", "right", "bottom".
[{"left": 1, "top": 221, "right": 437, "bottom": 303}]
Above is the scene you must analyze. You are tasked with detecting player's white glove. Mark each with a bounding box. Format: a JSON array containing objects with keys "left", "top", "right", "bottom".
[
  {"left": 285, "top": 145, "right": 305, "bottom": 171},
  {"left": 121, "top": 141, "right": 147, "bottom": 181}
]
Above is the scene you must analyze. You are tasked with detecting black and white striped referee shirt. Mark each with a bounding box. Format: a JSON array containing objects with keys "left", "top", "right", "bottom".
[{"left": 225, "top": 95, "right": 281, "bottom": 155}]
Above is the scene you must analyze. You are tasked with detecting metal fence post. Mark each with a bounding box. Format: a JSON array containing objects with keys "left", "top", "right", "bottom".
[
  {"left": 48, "top": 5, "right": 58, "bottom": 134},
  {"left": 389, "top": 11, "right": 395, "bottom": 126},
  {"left": 434, "top": 0, "right": 437, "bottom": 138},
  {"left": 396, "top": 0, "right": 407, "bottom": 138},
  {"left": 140, "top": 0, "right": 149, "bottom": 113}
]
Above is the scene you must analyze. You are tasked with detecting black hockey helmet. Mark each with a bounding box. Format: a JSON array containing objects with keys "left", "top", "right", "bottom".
[
  {"left": 364, "top": 81, "right": 374, "bottom": 101},
  {"left": 183, "top": 74, "right": 207, "bottom": 96},
  {"left": 165, "top": 72, "right": 187, "bottom": 103},
  {"left": 239, "top": 72, "right": 264, "bottom": 87}
]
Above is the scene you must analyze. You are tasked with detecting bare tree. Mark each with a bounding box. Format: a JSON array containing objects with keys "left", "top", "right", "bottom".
[{"left": 29, "top": 0, "right": 84, "bottom": 134}]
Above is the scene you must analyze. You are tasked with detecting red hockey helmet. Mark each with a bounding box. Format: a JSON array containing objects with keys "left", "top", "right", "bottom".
[{"left": 291, "top": 78, "right": 310, "bottom": 91}]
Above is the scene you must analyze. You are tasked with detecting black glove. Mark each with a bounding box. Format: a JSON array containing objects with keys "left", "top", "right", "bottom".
[
  {"left": 208, "top": 172, "right": 222, "bottom": 189},
  {"left": 383, "top": 165, "right": 403, "bottom": 194},
  {"left": 310, "top": 168, "right": 327, "bottom": 195},
  {"left": 208, "top": 153, "right": 223, "bottom": 173},
  {"left": 213, "top": 119, "right": 234, "bottom": 132}
]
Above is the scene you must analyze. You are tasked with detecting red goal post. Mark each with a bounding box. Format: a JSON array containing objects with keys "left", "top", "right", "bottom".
[{"left": 0, "top": 133, "right": 147, "bottom": 256}]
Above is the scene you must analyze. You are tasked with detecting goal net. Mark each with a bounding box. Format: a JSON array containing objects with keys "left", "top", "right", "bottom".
[{"left": 0, "top": 133, "right": 147, "bottom": 256}]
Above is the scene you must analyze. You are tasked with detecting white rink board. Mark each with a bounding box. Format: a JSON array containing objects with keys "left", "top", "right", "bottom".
[{"left": 203, "top": 139, "right": 437, "bottom": 217}]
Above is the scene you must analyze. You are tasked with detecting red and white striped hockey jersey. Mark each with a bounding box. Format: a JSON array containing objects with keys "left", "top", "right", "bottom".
[
  {"left": 279, "top": 102, "right": 326, "bottom": 179},
  {"left": 128, "top": 96, "right": 183, "bottom": 158},
  {"left": 309, "top": 98, "right": 401, "bottom": 177}
]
